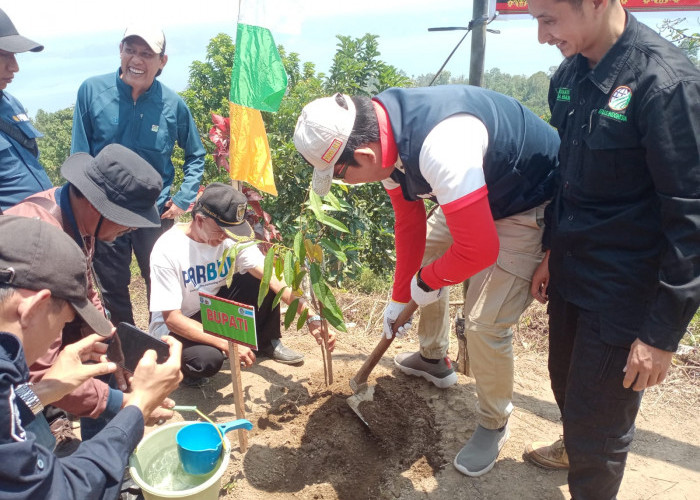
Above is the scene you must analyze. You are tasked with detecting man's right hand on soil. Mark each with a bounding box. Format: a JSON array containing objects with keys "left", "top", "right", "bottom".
[{"left": 383, "top": 300, "right": 413, "bottom": 339}]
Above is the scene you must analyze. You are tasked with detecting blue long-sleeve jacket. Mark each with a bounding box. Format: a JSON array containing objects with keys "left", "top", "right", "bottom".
[
  {"left": 0, "top": 91, "right": 52, "bottom": 211},
  {"left": 71, "top": 70, "right": 205, "bottom": 212},
  {"left": 0, "top": 332, "right": 144, "bottom": 500}
]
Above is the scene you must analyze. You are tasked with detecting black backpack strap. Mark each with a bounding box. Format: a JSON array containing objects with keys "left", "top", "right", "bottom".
[{"left": 0, "top": 118, "right": 39, "bottom": 157}]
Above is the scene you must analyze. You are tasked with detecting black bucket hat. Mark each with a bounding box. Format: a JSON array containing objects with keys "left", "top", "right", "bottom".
[
  {"left": 0, "top": 8, "right": 43, "bottom": 53},
  {"left": 0, "top": 216, "right": 112, "bottom": 336},
  {"left": 61, "top": 144, "right": 162, "bottom": 228}
]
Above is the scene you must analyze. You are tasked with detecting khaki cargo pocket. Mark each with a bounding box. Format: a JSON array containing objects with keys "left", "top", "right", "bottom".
[{"left": 497, "top": 249, "right": 543, "bottom": 282}]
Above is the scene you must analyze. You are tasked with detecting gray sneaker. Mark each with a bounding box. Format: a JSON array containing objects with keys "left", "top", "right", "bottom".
[
  {"left": 394, "top": 352, "right": 458, "bottom": 388},
  {"left": 454, "top": 423, "right": 510, "bottom": 477},
  {"left": 265, "top": 338, "right": 304, "bottom": 365}
]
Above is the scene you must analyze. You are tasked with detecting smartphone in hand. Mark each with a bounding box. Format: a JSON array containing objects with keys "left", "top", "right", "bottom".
[{"left": 106, "top": 322, "right": 170, "bottom": 373}]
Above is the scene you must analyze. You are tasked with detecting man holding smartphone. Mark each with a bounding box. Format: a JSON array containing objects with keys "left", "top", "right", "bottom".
[
  {"left": 149, "top": 183, "right": 335, "bottom": 386},
  {"left": 6, "top": 144, "right": 170, "bottom": 451},
  {"left": 0, "top": 215, "right": 183, "bottom": 499}
]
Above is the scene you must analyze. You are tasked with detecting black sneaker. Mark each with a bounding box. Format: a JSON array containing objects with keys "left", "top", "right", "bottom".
[
  {"left": 262, "top": 339, "right": 304, "bottom": 365},
  {"left": 394, "top": 352, "right": 458, "bottom": 388}
]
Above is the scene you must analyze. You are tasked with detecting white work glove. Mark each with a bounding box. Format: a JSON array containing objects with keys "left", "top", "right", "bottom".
[
  {"left": 383, "top": 300, "right": 413, "bottom": 340},
  {"left": 410, "top": 272, "right": 443, "bottom": 307}
]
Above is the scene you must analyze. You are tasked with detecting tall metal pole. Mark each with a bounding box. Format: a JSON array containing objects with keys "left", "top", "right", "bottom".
[{"left": 469, "top": 0, "right": 489, "bottom": 87}]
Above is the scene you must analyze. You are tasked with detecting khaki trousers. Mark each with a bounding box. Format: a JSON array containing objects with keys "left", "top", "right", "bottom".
[{"left": 417, "top": 204, "right": 546, "bottom": 429}]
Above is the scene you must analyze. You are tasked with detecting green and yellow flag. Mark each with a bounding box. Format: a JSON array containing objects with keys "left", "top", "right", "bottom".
[{"left": 229, "top": 0, "right": 288, "bottom": 196}]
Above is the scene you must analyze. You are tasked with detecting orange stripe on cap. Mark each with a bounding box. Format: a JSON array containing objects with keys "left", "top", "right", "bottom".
[{"left": 321, "top": 138, "right": 343, "bottom": 164}]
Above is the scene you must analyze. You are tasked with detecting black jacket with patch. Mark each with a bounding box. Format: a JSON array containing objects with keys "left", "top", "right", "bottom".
[{"left": 545, "top": 12, "right": 700, "bottom": 351}]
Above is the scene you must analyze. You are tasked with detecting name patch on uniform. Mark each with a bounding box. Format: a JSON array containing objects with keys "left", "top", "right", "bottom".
[
  {"left": 608, "top": 86, "right": 632, "bottom": 111},
  {"left": 151, "top": 124, "right": 160, "bottom": 132},
  {"left": 321, "top": 139, "right": 343, "bottom": 164},
  {"left": 556, "top": 88, "right": 571, "bottom": 102},
  {"left": 598, "top": 109, "right": 628, "bottom": 122}
]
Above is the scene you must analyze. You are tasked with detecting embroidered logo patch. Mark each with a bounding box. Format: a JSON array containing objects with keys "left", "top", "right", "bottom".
[
  {"left": 151, "top": 124, "right": 160, "bottom": 132},
  {"left": 321, "top": 139, "right": 343, "bottom": 164},
  {"left": 608, "top": 86, "right": 632, "bottom": 111},
  {"left": 556, "top": 87, "right": 571, "bottom": 102}
]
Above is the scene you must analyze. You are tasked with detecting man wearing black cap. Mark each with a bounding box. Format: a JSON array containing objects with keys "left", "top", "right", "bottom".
[
  {"left": 150, "top": 183, "right": 334, "bottom": 385},
  {"left": 71, "top": 24, "right": 205, "bottom": 332},
  {"left": 7, "top": 143, "right": 170, "bottom": 451},
  {"left": 0, "top": 215, "right": 183, "bottom": 499},
  {"left": 0, "top": 8, "right": 51, "bottom": 211}
]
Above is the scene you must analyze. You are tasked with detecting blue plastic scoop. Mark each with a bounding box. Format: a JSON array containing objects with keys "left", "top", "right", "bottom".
[{"left": 176, "top": 419, "right": 253, "bottom": 475}]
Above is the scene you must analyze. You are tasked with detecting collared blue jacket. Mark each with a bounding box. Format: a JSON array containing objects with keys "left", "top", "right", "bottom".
[
  {"left": 0, "top": 91, "right": 52, "bottom": 211},
  {"left": 0, "top": 332, "right": 144, "bottom": 499},
  {"left": 71, "top": 70, "right": 205, "bottom": 212}
]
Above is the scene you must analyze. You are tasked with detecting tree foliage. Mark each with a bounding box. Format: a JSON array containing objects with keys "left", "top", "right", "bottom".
[
  {"left": 34, "top": 107, "right": 73, "bottom": 185},
  {"left": 659, "top": 18, "right": 699, "bottom": 67},
  {"left": 31, "top": 30, "right": 559, "bottom": 287}
]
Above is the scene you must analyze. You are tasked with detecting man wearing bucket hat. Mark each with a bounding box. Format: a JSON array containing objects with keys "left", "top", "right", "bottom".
[
  {"left": 71, "top": 23, "right": 205, "bottom": 333},
  {"left": 0, "top": 8, "right": 52, "bottom": 211},
  {"left": 0, "top": 215, "right": 183, "bottom": 499},
  {"left": 294, "top": 86, "right": 559, "bottom": 477},
  {"left": 6, "top": 143, "right": 174, "bottom": 453},
  {"left": 149, "top": 183, "right": 334, "bottom": 385}
]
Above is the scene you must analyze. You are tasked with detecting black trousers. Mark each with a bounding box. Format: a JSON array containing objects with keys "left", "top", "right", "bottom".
[
  {"left": 548, "top": 288, "right": 644, "bottom": 500},
  {"left": 170, "top": 272, "right": 281, "bottom": 379},
  {"left": 92, "top": 219, "right": 174, "bottom": 326}
]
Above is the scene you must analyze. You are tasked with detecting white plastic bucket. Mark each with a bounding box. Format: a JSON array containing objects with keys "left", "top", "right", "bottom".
[{"left": 129, "top": 421, "right": 230, "bottom": 500}]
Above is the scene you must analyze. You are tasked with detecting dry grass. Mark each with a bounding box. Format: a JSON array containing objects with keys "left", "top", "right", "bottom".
[{"left": 130, "top": 269, "right": 699, "bottom": 410}]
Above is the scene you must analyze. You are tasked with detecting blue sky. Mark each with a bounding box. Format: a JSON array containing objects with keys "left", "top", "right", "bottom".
[{"left": 6, "top": 1, "right": 698, "bottom": 116}]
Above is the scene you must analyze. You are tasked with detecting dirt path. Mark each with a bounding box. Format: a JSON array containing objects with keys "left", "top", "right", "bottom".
[{"left": 130, "top": 280, "right": 699, "bottom": 499}]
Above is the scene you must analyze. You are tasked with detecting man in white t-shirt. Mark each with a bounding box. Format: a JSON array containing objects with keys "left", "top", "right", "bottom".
[{"left": 149, "top": 183, "right": 333, "bottom": 386}]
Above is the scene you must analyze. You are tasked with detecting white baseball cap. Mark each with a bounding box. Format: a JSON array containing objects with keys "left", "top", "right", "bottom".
[
  {"left": 122, "top": 24, "right": 165, "bottom": 54},
  {"left": 293, "top": 93, "right": 356, "bottom": 196}
]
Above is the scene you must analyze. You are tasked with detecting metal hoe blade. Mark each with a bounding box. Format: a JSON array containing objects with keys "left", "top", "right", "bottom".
[{"left": 347, "top": 300, "right": 417, "bottom": 425}]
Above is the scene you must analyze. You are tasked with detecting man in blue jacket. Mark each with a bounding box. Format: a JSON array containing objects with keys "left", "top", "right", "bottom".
[
  {"left": 0, "top": 8, "right": 51, "bottom": 211},
  {"left": 0, "top": 215, "right": 183, "bottom": 499},
  {"left": 71, "top": 24, "right": 205, "bottom": 327}
]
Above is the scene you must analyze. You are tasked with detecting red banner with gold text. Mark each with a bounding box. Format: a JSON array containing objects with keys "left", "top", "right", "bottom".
[{"left": 496, "top": 0, "right": 700, "bottom": 16}]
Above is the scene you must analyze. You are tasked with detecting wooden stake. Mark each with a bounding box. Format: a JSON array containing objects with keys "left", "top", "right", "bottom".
[
  {"left": 228, "top": 341, "right": 248, "bottom": 452},
  {"left": 318, "top": 304, "right": 333, "bottom": 386}
]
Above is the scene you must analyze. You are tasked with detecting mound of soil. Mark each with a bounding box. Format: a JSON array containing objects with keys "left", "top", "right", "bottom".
[
  {"left": 129, "top": 279, "right": 700, "bottom": 499},
  {"left": 240, "top": 374, "right": 443, "bottom": 500}
]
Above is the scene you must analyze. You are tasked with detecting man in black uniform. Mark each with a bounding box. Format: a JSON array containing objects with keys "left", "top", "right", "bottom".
[{"left": 524, "top": 1, "right": 700, "bottom": 499}]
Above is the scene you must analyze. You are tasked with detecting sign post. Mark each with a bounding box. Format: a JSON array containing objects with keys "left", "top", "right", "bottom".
[{"left": 200, "top": 292, "right": 258, "bottom": 452}]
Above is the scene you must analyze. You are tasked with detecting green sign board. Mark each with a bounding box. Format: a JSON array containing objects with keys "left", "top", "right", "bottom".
[{"left": 199, "top": 292, "right": 258, "bottom": 349}]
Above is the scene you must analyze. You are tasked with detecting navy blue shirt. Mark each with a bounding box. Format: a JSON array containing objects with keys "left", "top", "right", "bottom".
[
  {"left": 0, "top": 332, "right": 144, "bottom": 499},
  {"left": 0, "top": 91, "right": 52, "bottom": 211},
  {"left": 546, "top": 13, "right": 700, "bottom": 351}
]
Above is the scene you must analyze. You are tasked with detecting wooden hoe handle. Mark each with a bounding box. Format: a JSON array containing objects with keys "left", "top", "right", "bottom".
[{"left": 350, "top": 299, "right": 418, "bottom": 392}]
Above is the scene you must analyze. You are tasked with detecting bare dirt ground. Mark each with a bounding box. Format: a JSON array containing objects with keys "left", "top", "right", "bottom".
[{"left": 130, "top": 280, "right": 700, "bottom": 500}]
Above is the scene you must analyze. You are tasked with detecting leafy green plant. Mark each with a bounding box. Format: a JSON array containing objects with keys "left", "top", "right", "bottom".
[{"left": 209, "top": 107, "right": 348, "bottom": 333}]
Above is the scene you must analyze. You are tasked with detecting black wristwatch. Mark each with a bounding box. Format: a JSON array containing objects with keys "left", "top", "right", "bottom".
[
  {"left": 15, "top": 382, "right": 44, "bottom": 415},
  {"left": 415, "top": 270, "right": 435, "bottom": 292}
]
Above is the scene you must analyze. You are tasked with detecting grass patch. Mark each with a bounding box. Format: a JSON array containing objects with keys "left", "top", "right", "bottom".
[{"left": 346, "top": 267, "right": 391, "bottom": 295}]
